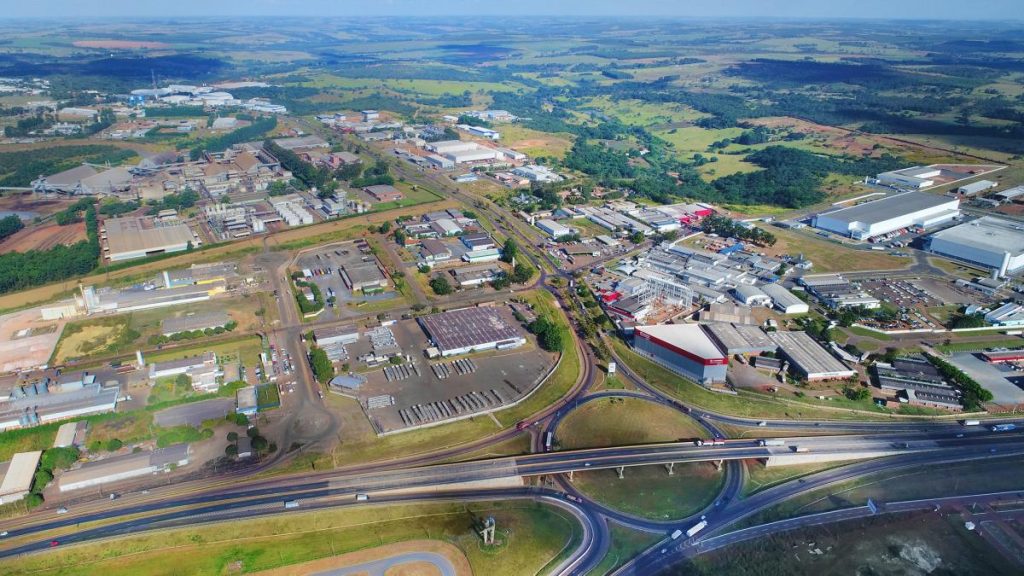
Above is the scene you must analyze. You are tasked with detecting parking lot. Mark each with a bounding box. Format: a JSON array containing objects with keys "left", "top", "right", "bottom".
[
  {"left": 295, "top": 241, "right": 400, "bottom": 321},
  {"left": 949, "top": 352, "right": 1024, "bottom": 405},
  {"left": 861, "top": 277, "right": 984, "bottom": 330},
  {"left": 328, "top": 317, "right": 555, "bottom": 434}
]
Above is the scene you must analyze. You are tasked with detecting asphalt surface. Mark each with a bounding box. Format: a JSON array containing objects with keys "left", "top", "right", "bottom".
[{"left": 311, "top": 551, "right": 456, "bottom": 576}]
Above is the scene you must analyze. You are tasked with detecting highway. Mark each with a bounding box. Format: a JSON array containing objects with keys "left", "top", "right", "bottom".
[
  {"left": 4, "top": 430, "right": 1024, "bottom": 563},
  {"left": 6, "top": 129, "right": 1024, "bottom": 576}
]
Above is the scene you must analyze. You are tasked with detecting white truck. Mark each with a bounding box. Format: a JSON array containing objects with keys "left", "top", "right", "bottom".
[
  {"left": 356, "top": 494, "right": 369, "bottom": 501},
  {"left": 791, "top": 446, "right": 809, "bottom": 453},
  {"left": 284, "top": 500, "right": 300, "bottom": 509},
  {"left": 961, "top": 420, "right": 980, "bottom": 426},
  {"left": 670, "top": 529, "right": 683, "bottom": 540},
  {"left": 685, "top": 520, "right": 708, "bottom": 538},
  {"left": 758, "top": 439, "right": 785, "bottom": 447}
]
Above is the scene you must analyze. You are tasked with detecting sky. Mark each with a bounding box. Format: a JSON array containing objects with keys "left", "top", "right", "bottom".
[{"left": 5, "top": 0, "right": 1023, "bottom": 20}]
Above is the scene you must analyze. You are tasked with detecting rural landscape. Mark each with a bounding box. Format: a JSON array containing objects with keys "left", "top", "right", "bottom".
[{"left": 0, "top": 4, "right": 1023, "bottom": 576}]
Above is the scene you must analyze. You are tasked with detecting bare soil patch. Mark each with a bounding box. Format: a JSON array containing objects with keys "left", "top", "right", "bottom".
[{"left": 0, "top": 222, "right": 86, "bottom": 254}]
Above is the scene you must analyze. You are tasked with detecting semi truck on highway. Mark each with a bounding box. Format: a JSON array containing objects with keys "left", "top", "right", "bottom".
[
  {"left": 356, "top": 494, "right": 369, "bottom": 501},
  {"left": 991, "top": 423, "right": 1017, "bottom": 432},
  {"left": 685, "top": 520, "right": 708, "bottom": 538},
  {"left": 961, "top": 420, "right": 980, "bottom": 426},
  {"left": 284, "top": 500, "right": 299, "bottom": 509},
  {"left": 791, "top": 446, "right": 809, "bottom": 453},
  {"left": 758, "top": 439, "right": 785, "bottom": 447},
  {"left": 545, "top": 431, "right": 553, "bottom": 451}
]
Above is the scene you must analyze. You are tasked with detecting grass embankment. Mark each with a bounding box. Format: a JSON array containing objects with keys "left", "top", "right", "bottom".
[
  {"left": 0, "top": 500, "right": 577, "bottom": 576},
  {"left": 743, "top": 455, "right": 1024, "bottom": 528},
  {"left": 936, "top": 338, "right": 1024, "bottom": 353},
  {"left": 558, "top": 397, "right": 722, "bottom": 520},
  {"left": 741, "top": 460, "right": 854, "bottom": 497},
  {"left": 590, "top": 523, "right": 662, "bottom": 576}
]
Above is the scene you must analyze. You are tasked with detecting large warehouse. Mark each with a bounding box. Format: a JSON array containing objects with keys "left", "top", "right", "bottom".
[
  {"left": 768, "top": 331, "right": 855, "bottom": 381},
  {"left": 418, "top": 306, "right": 526, "bottom": 357},
  {"left": 632, "top": 324, "right": 728, "bottom": 385},
  {"left": 927, "top": 216, "right": 1024, "bottom": 278},
  {"left": 102, "top": 217, "right": 196, "bottom": 261},
  {"left": 812, "top": 192, "right": 960, "bottom": 241}
]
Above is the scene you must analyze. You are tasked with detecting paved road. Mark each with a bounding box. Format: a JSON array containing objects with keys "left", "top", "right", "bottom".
[{"left": 312, "top": 551, "right": 456, "bottom": 576}]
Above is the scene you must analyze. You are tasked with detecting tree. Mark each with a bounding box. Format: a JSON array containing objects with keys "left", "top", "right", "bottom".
[
  {"left": 224, "top": 444, "right": 238, "bottom": 458},
  {"left": 309, "top": 346, "right": 335, "bottom": 383},
  {"left": 629, "top": 231, "right": 645, "bottom": 244},
  {"left": 227, "top": 431, "right": 239, "bottom": 442},
  {"left": 430, "top": 275, "right": 453, "bottom": 295},
  {"left": 105, "top": 438, "right": 123, "bottom": 452},
  {"left": 40, "top": 446, "right": 79, "bottom": 471},
  {"left": 843, "top": 386, "right": 871, "bottom": 401},
  {"left": 418, "top": 264, "right": 431, "bottom": 274},
  {"left": 510, "top": 263, "right": 534, "bottom": 284},
  {"left": 501, "top": 238, "right": 519, "bottom": 263},
  {"left": 251, "top": 435, "right": 269, "bottom": 453},
  {"left": 33, "top": 468, "right": 53, "bottom": 491}
]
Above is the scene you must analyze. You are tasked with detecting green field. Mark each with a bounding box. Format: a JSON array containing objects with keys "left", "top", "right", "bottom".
[
  {"left": 590, "top": 523, "right": 662, "bottom": 575},
  {"left": 1, "top": 500, "right": 577, "bottom": 576},
  {"left": 556, "top": 398, "right": 721, "bottom": 519},
  {"left": 557, "top": 397, "right": 705, "bottom": 449}
]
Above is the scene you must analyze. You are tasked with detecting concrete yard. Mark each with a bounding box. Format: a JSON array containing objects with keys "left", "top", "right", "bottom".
[
  {"left": 331, "top": 318, "right": 555, "bottom": 434},
  {"left": 295, "top": 241, "right": 400, "bottom": 322},
  {"left": 153, "top": 398, "right": 235, "bottom": 428},
  {"left": 949, "top": 352, "right": 1024, "bottom": 405}
]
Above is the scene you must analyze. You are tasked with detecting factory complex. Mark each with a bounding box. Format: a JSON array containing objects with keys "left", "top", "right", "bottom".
[{"left": 812, "top": 191, "right": 960, "bottom": 241}]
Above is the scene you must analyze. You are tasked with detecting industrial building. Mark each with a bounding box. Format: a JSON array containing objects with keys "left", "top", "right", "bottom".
[
  {"left": 58, "top": 444, "right": 190, "bottom": 492},
  {"left": 632, "top": 324, "right": 728, "bottom": 385},
  {"left": 702, "top": 322, "right": 776, "bottom": 355},
  {"left": 927, "top": 216, "right": 1024, "bottom": 278},
  {"left": 453, "top": 265, "right": 502, "bottom": 288},
  {"left": 731, "top": 285, "right": 771, "bottom": 307},
  {"left": 768, "top": 331, "right": 855, "bottom": 381},
  {"left": 759, "top": 283, "right": 810, "bottom": 314},
  {"left": 995, "top": 186, "right": 1024, "bottom": 203},
  {"left": 313, "top": 325, "right": 360, "bottom": 347},
  {"left": 149, "top": 352, "right": 222, "bottom": 391},
  {"left": 102, "top": 216, "right": 196, "bottom": 261},
  {"left": 957, "top": 180, "right": 997, "bottom": 196},
  {"left": 876, "top": 166, "right": 941, "bottom": 189},
  {"left": 340, "top": 260, "right": 389, "bottom": 292},
  {"left": 364, "top": 185, "right": 403, "bottom": 203},
  {"left": 812, "top": 192, "right": 960, "bottom": 240},
  {"left": 984, "top": 302, "right": 1024, "bottom": 327},
  {"left": 81, "top": 282, "right": 222, "bottom": 315},
  {"left": 272, "top": 199, "right": 314, "bottom": 227},
  {"left": 512, "top": 165, "right": 562, "bottom": 183},
  {"left": 536, "top": 219, "right": 575, "bottom": 240},
  {"left": 418, "top": 306, "right": 526, "bottom": 357},
  {"left": 0, "top": 451, "right": 42, "bottom": 504},
  {"left": 0, "top": 374, "right": 119, "bottom": 431},
  {"left": 236, "top": 386, "right": 258, "bottom": 416}
]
